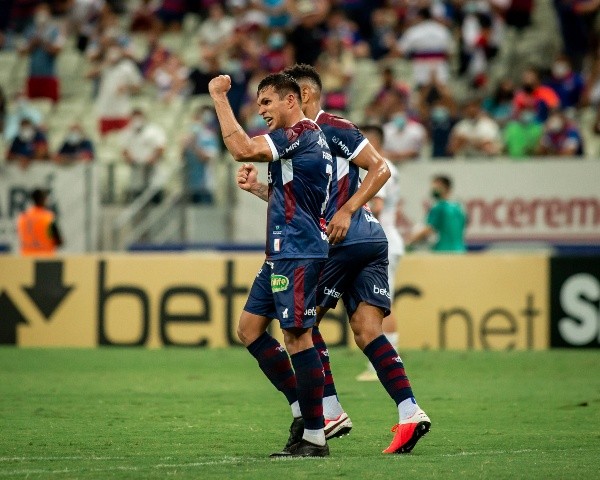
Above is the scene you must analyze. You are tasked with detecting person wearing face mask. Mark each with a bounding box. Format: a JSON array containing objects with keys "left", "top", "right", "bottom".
[
  {"left": 382, "top": 104, "right": 427, "bottom": 163},
  {"left": 447, "top": 98, "right": 502, "bottom": 157},
  {"left": 545, "top": 55, "right": 585, "bottom": 110},
  {"left": 54, "top": 123, "right": 95, "bottom": 164},
  {"left": 537, "top": 110, "right": 584, "bottom": 157},
  {"left": 425, "top": 98, "right": 458, "bottom": 159},
  {"left": 513, "top": 67, "right": 560, "bottom": 122},
  {"left": 121, "top": 109, "right": 167, "bottom": 201},
  {"left": 406, "top": 175, "right": 466, "bottom": 253},
  {"left": 502, "top": 108, "right": 544, "bottom": 158},
  {"left": 4, "top": 92, "right": 44, "bottom": 142},
  {"left": 18, "top": 3, "right": 65, "bottom": 103},
  {"left": 90, "top": 42, "right": 142, "bottom": 136},
  {"left": 7, "top": 118, "right": 49, "bottom": 168},
  {"left": 181, "top": 106, "right": 220, "bottom": 204}
]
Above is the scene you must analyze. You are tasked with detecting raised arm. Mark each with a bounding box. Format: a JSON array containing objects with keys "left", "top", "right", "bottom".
[
  {"left": 208, "top": 75, "right": 273, "bottom": 163},
  {"left": 327, "top": 142, "right": 390, "bottom": 244}
]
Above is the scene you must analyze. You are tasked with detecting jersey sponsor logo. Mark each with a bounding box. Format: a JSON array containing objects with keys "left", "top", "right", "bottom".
[
  {"left": 364, "top": 213, "right": 380, "bottom": 223},
  {"left": 271, "top": 274, "right": 289, "bottom": 292},
  {"left": 331, "top": 136, "right": 352, "bottom": 157},
  {"left": 324, "top": 286, "right": 342, "bottom": 298},
  {"left": 323, "top": 151, "right": 332, "bottom": 161},
  {"left": 304, "top": 306, "right": 317, "bottom": 316},
  {"left": 284, "top": 139, "right": 300, "bottom": 156},
  {"left": 282, "top": 308, "right": 289, "bottom": 319},
  {"left": 373, "top": 285, "right": 391, "bottom": 299}
]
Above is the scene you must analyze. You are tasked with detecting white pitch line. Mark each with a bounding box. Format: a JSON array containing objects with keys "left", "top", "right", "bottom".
[
  {"left": 0, "top": 456, "right": 126, "bottom": 462},
  {"left": 442, "top": 449, "right": 535, "bottom": 457}
]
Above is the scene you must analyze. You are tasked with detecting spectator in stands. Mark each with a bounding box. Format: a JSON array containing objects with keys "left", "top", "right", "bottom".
[
  {"left": 382, "top": 102, "right": 428, "bottom": 163},
  {"left": 197, "top": 2, "right": 235, "bottom": 48},
  {"left": 502, "top": 108, "right": 544, "bottom": 158},
  {"left": 513, "top": 67, "right": 560, "bottom": 122},
  {"left": 260, "top": 30, "right": 294, "bottom": 73},
  {"left": 364, "top": 67, "right": 410, "bottom": 123},
  {"left": 3, "top": 91, "right": 44, "bottom": 142},
  {"left": 546, "top": 54, "right": 585, "bottom": 110},
  {"left": 483, "top": 78, "right": 515, "bottom": 127},
  {"left": 369, "top": 4, "right": 397, "bottom": 60},
  {"left": 316, "top": 34, "right": 355, "bottom": 112},
  {"left": 553, "top": 0, "right": 599, "bottom": 71},
  {"left": 392, "top": 7, "right": 453, "bottom": 86},
  {"left": 90, "top": 43, "right": 142, "bottom": 135},
  {"left": 255, "top": 0, "right": 291, "bottom": 29},
  {"left": 121, "top": 109, "right": 166, "bottom": 199},
  {"left": 155, "top": 0, "right": 188, "bottom": 32},
  {"left": 69, "top": 0, "right": 107, "bottom": 53},
  {"left": 86, "top": 12, "right": 135, "bottom": 64},
  {"left": 426, "top": 99, "right": 459, "bottom": 159},
  {"left": 537, "top": 110, "right": 584, "bottom": 157},
  {"left": 54, "top": 123, "right": 95, "bottom": 163},
  {"left": 459, "top": 8, "right": 500, "bottom": 88},
  {"left": 188, "top": 45, "right": 222, "bottom": 96},
  {"left": 447, "top": 98, "right": 502, "bottom": 158},
  {"left": 129, "top": 0, "right": 160, "bottom": 33},
  {"left": 7, "top": 118, "right": 49, "bottom": 168},
  {"left": 18, "top": 3, "right": 65, "bottom": 103},
  {"left": 182, "top": 106, "right": 220, "bottom": 204},
  {"left": 0, "top": 86, "right": 5, "bottom": 135},
  {"left": 287, "top": 0, "right": 330, "bottom": 66},
  {"left": 152, "top": 53, "right": 189, "bottom": 103}
]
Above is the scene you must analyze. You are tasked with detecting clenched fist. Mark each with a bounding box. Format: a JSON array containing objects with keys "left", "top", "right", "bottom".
[
  {"left": 237, "top": 163, "right": 258, "bottom": 192},
  {"left": 208, "top": 74, "right": 232, "bottom": 97}
]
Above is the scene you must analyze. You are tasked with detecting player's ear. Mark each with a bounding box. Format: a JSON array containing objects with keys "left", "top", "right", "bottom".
[
  {"left": 301, "top": 86, "right": 310, "bottom": 104},
  {"left": 286, "top": 92, "right": 296, "bottom": 109}
]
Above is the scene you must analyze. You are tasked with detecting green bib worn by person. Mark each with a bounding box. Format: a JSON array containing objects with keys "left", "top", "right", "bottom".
[{"left": 408, "top": 175, "right": 467, "bottom": 252}]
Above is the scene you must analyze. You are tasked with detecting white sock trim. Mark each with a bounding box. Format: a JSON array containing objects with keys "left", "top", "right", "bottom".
[
  {"left": 398, "top": 397, "right": 418, "bottom": 422},
  {"left": 323, "top": 395, "right": 344, "bottom": 419},
  {"left": 303, "top": 428, "right": 326, "bottom": 446},
  {"left": 291, "top": 401, "right": 301, "bottom": 418}
]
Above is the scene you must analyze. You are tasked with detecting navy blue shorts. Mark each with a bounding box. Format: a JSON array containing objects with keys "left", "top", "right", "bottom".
[
  {"left": 317, "top": 241, "right": 391, "bottom": 317},
  {"left": 244, "top": 258, "right": 326, "bottom": 330}
]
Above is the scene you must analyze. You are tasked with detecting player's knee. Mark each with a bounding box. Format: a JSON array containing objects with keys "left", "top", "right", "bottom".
[
  {"left": 237, "top": 315, "right": 261, "bottom": 346},
  {"left": 350, "top": 309, "right": 383, "bottom": 350}
]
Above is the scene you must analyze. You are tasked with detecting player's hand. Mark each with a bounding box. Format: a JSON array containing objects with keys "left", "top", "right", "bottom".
[
  {"left": 327, "top": 207, "right": 351, "bottom": 245},
  {"left": 208, "top": 75, "right": 231, "bottom": 97},
  {"left": 236, "top": 163, "right": 258, "bottom": 192}
]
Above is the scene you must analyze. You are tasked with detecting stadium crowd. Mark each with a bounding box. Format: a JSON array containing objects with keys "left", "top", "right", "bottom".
[{"left": 1, "top": 0, "right": 600, "bottom": 202}]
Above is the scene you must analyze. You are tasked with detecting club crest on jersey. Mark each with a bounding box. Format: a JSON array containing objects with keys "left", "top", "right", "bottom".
[
  {"left": 317, "top": 134, "right": 328, "bottom": 149},
  {"left": 271, "top": 274, "right": 289, "bottom": 292}
]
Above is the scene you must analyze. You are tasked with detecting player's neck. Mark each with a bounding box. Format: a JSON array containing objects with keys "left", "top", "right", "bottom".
[
  {"left": 302, "top": 102, "right": 321, "bottom": 122},
  {"left": 285, "top": 109, "right": 307, "bottom": 127}
]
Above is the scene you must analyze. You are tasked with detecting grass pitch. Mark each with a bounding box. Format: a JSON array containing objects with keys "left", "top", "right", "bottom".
[{"left": 0, "top": 348, "right": 599, "bottom": 479}]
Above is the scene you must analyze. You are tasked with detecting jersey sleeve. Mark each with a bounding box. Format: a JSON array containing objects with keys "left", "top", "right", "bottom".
[
  {"left": 330, "top": 125, "right": 368, "bottom": 161},
  {"left": 263, "top": 128, "right": 302, "bottom": 161}
]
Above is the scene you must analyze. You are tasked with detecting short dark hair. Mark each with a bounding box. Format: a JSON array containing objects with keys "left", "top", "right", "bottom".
[
  {"left": 31, "top": 188, "right": 47, "bottom": 206},
  {"left": 360, "top": 124, "right": 384, "bottom": 144},
  {"left": 433, "top": 175, "right": 452, "bottom": 190},
  {"left": 283, "top": 64, "right": 322, "bottom": 92},
  {"left": 257, "top": 73, "right": 302, "bottom": 100}
]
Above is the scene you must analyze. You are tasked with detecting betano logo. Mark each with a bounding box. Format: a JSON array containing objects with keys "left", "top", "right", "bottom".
[{"left": 271, "top": 274, "right": 290, "bottom": 292}]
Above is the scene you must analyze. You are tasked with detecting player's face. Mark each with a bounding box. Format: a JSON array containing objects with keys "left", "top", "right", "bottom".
[{"left": 257, "top": 86, "right": 288, "bottom": 131}]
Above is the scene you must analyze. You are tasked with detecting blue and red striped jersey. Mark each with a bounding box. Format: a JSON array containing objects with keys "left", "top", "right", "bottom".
[
  {"left": 316, "top": 110, "right": 387, "bottom": 248},
  {"left": 263, "top": 119, "right": 332, "bottom": 260}
]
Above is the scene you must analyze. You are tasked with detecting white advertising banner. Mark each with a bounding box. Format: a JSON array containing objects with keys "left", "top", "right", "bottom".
[
  {"left": 0, "top": 163, "right": 99, "bottom": 253},
  {"left": 397, "top": 159, "right": 600, "bottom": 244}
]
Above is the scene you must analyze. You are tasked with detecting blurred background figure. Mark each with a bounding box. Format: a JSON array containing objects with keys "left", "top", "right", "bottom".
[
  {"left": 181, "top": 106, "right": 220, "bottom": 205},
  {"left": 3, "top": 91, "right": 44, "bottom": 143},
  {"left": 89, "top": 43, "right": 142, "bottom": 136},
  {"left": 447, "top": 98, "right": 502, "bottom": 158},
  {"left": 18, "top": 3, "right": 65, "bottom": 103},
  {"left": 17, "top": 188, "right": 63, "bottom": 256},
  {"left": 121, "top": 109, "right": 166, "bottom": 200},
  {"left": 407, "top": 175, "right": 467, "bottom": 253},
  {"left": 54, "top": 123, "right": 95, "bottom": 164},
  {"left": 6, "top": 118, "right": 49, "bottom": 169},
  {"left": 502, "top": 108, "right": 543, "bottom": 158},
  {"left": 537, "top": 110, "right": 584, "bottom": 157},
  {"left": 382, "top": 99, "right": 427, "bottom": 163},
  {"left": 357, "top": 124, "right": 404, "bottom": 382}
]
